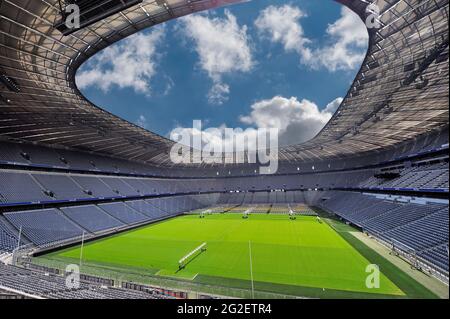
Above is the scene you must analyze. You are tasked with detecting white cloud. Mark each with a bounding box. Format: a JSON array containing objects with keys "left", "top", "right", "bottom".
[
  {"left": 76, "top": 27, "right": 165, "bottom": 94},
  {"left": 314, "top": 7, "right": 368, "bottom": 71},
  {"left": 170, "top": 124, "right": 256, "bottom": 149},
  {"left": 136, "top": 115, "right": 148, "bottom": 129},
  {"left": 240, "top": 96, "right": 342, "bottom": 145},
  {"left": 163, "top": 76, "right": 175, "bottom": 96},
  {"left": 208, "top": 82, "right": 230, "bottom": 105},
  {"left": 255, "top": 5, "right": 313, "bottom": 63},
  {"left": 255, "top": 5, "right": 368, "bottom": 72},
  {"left": 324, "top": 97, "right": 344, "bottom": 114},
  {"left": 179, "top": 10, "right": 253, "bottom": 104},
  {"left": 170, "top": 96, "right": 342, "bottom": 149}
]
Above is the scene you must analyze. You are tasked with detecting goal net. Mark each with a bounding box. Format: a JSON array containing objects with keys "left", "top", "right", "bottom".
[{"left": 178, "top": 242, "right": 207, "bottom": 269}]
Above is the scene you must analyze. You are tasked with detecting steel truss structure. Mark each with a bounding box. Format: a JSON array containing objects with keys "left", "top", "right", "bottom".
[{"left": 0, "top": 0, "right": 448, "bottom": 168}]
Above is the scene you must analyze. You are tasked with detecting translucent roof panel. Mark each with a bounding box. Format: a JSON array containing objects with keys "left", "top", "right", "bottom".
[{"left": 0, "top": 0, "right": 448, "bottom": 167}]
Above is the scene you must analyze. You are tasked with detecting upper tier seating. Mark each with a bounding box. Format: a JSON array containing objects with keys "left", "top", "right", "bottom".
[
  {"left": 70, "top": 176, "right": 119, "bottom": 198},
  {"left": 0, "top": 143, "right": 30, "bottom": 163},
  {"left": 32, "top": 174, "right": 91, "bottom": 200},
  {"left": 123, "top": 178, "right": 156, "bottom": 195},
  {"left": 0, "top": 141, "right": 147, "bottom": 174},
  {"left": 19, "top": 144, "right": 67, "bottom": 168},
  {"left": 1, "top": 172, "right": 172, "bottom": 205},
  {"left": 0, "top": 172, "right": 52, "bottom": 204},
  {"left": 99, "top": 177, "right": 137, "bottom": 197},
  {"left": 360, "top": 161, "right": 449, "bottom": 190}
]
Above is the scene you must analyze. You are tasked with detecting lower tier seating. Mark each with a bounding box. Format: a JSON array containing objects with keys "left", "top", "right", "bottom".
[
  {"left": 0, "top": 194, "right": 213, "bottom": 250},
  {"left": 97, "top": 202, "right": 149, "bottom": 224},
  {"left": 320, "top": 192, "right": 449, "bottom": 273},
  {"left": 0, "top": 263, "right": 170, "bottom": 299},
  {"left": 4, "top": 208, "right": 84, "bottom": 247},
  {"left": 60, "top": 205, "right": 125, "bottom": 233},
  {"left": 0, "top": 221, "right": 17, "bottom": 253}
]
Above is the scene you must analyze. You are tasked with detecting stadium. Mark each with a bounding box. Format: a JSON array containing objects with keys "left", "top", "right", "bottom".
[{"left": 0, "top": 0, "right": 448, "bottom": 301}]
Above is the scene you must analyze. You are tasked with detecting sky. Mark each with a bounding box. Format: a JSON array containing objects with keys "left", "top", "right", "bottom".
[{"left": 76, "top": 0, "right": 368, "bottom": 147}]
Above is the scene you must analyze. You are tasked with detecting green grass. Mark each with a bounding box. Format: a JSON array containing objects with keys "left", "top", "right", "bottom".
[{"left": 41, "top": 214, "right": 408, "bottom": 297}]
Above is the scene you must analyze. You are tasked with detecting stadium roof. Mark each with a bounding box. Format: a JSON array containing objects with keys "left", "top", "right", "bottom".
[{"left": 0, "top": 0, "right": 448, "bottom": 167}]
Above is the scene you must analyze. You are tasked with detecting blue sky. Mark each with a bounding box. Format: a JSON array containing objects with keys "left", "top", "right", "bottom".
[{"left": 76, "top": 0, "right": 368, "bottom": 146}]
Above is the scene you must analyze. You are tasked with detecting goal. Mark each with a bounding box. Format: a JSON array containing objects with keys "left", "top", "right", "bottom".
[
  {"left": 178, "top": 242, "right": 207, "bottom": 269},
  {"left": 242, "top": 208, "right": 253, "bottom": 219},
  {"left": 289, "top": 210, "right": 296, "bottom": 220},
  {"left": 200, "top": 209, "right": 212, "bottom": 218}
]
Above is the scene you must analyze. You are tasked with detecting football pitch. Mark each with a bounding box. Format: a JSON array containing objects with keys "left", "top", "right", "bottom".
[{"left": 38, "top": 213, "right": 437, "bottom": 298}]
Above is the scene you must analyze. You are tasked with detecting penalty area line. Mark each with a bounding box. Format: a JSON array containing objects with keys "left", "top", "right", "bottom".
[{"left": 155, "top": 269, "right": 199, "bottom": 281}]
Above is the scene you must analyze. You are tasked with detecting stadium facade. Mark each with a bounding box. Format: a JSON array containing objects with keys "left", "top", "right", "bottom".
[{"left": 0, "top": 0, "right": 448, "bottom": 299}]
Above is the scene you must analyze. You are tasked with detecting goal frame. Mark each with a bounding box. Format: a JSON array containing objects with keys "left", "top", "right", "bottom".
[{"left": 178, "top": 242, "right": 207, "bottom": 269}]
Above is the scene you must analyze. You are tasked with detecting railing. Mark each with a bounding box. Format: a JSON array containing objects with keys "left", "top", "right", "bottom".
[{"left": 367, "top": 232, "right": 449, "bottom": 284}]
